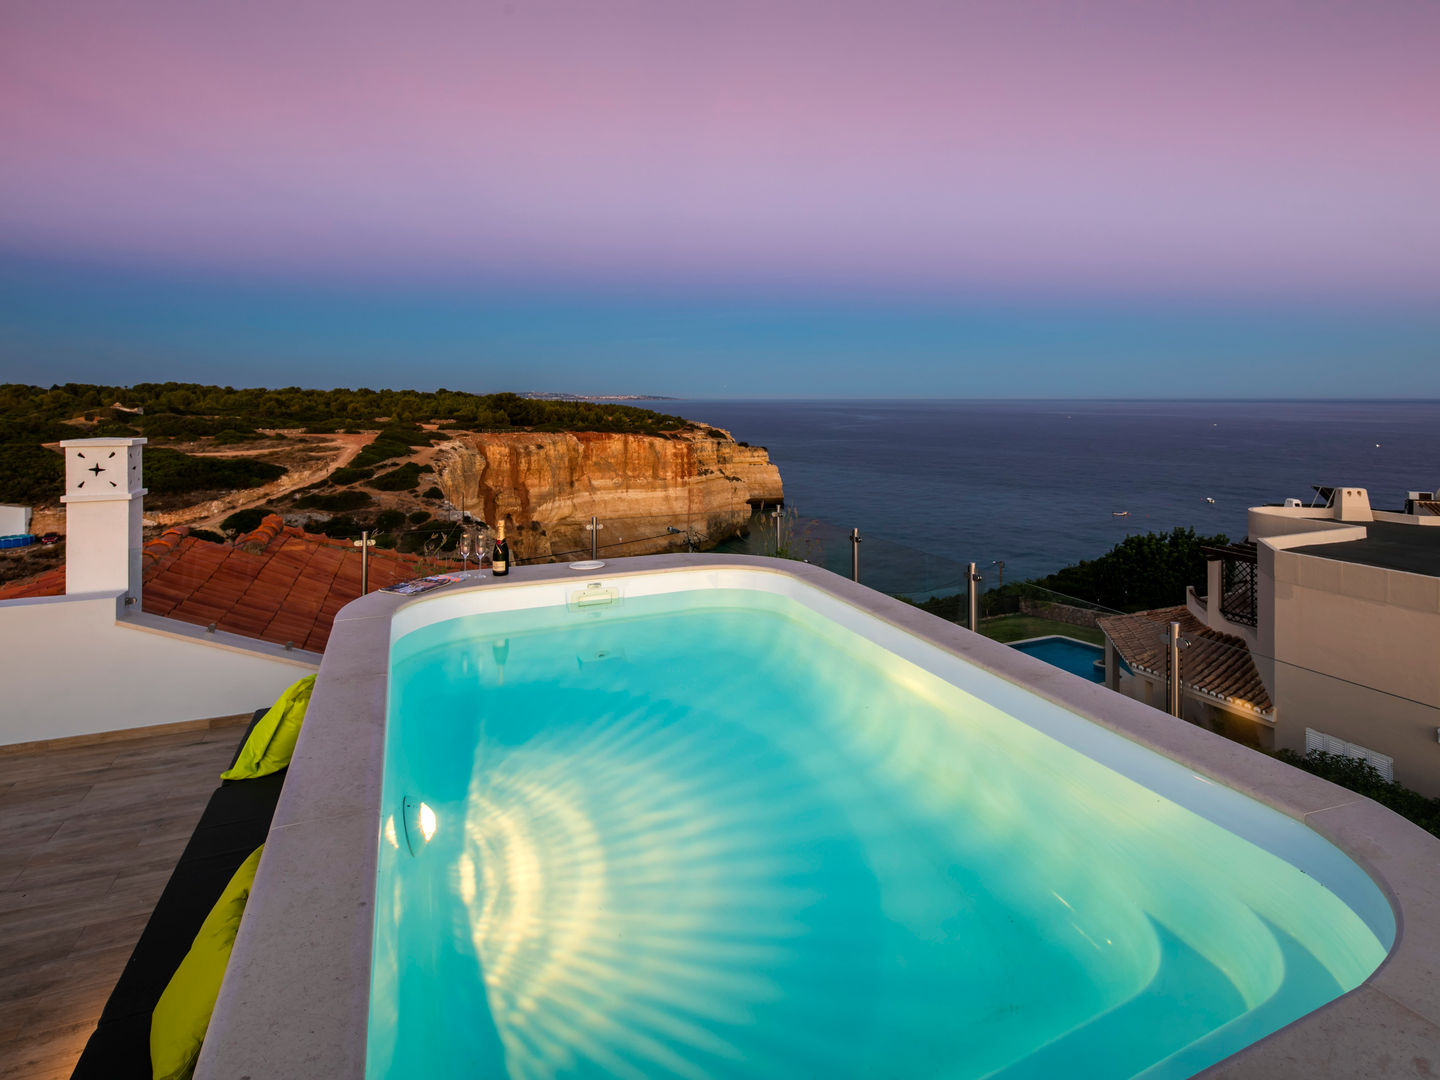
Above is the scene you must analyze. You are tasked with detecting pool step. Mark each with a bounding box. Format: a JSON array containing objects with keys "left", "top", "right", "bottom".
[{"left": 985, "top": 919, "right": 1248, "bottom": 1080}]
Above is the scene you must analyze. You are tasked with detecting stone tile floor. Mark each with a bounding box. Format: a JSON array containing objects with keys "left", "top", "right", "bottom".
[{"left": 0, "top": 720, "right": 249, "bottom": 1080}]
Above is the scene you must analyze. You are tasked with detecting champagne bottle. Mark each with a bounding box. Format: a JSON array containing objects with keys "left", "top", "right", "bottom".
[{"left": 492, "top": 521, "right": 510, "bottom": 577}]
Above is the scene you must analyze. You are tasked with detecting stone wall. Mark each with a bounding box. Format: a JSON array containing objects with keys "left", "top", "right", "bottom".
[{"left": 1018, "top": 595, "right": 1102, "bottom": 629}]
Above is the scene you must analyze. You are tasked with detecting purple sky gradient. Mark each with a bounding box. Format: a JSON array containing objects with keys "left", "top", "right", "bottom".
[
  {"left": 5, "top": 0, "right": 1438, "bottom": 300},
  {"left": 1, "top": 2, "right": 1437, "bottom": 395}
]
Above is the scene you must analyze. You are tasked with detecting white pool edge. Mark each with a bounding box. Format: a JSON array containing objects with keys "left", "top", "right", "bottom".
[{"left": 198, "top": 555, "right": 1440, "bottom": 1079}]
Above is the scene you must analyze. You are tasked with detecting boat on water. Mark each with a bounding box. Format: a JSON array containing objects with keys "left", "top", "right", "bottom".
[{"left": 1112, "top": 511, "right": 1129, "bottom": 517}]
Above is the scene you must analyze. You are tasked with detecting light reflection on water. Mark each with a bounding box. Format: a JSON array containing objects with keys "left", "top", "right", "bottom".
[{"left": 368, "top": 590, "right": 1387, "bottom": 1080}]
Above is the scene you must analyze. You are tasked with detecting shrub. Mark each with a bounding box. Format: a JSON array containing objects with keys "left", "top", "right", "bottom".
[
  {"left": 91, "top": 421, "right": 142, "bottom": 437},
  {"left": 1276, "top": 750, "right": 1440, "bottom": 837},
  {"left": 328, "top": 466, "right": 374, "bottom": 486},
  {"left": 1033, "top": 527, "right": 1228, "bottom": 612},
  {"left": 370, "top": 462, "right": 423, "bottom": 491},
  {"left": 144, "top": 448, "right": 286, "bottom": 496},
  {"left": 220, "top": 508, "right": 269, "bottom": 534},
  {"left": 351, "top": 437, "right": 415, "bottom": 470},
  {"left": 137, "top": 414, "right": 257, "bottom": 440},
  {"left": 211, "top": 429, "right": 262, "bottom": 445},
  {"left": 295, "top": 490, "right": 372, "bottom": 511},
  {"left": 0, "top": 444, "right": 64, "bottom": 504},
  {"left": 188, "top": 528, "right": 227, "bottom": 543},
  {"left": 374, "top": 509, "right": 407, "bottom": 533},
  {"left": 305, "top": 514, "right": 363, "bottom": 538},
  {"left": 422, "top": 486, "right": 444, "bottom": 500},
  {"left": 407, "top": 510, "right": 431, "bottom": 525}
]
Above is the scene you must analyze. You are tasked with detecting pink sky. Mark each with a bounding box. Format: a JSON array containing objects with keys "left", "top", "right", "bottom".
[{"left": 3, "top": 0, "right": 1438, "bottom": 300}]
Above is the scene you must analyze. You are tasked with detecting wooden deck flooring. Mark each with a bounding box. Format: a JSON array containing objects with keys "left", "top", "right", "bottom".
[{"left": 0, "top": 720, "right": 250, "bottom": 1080}]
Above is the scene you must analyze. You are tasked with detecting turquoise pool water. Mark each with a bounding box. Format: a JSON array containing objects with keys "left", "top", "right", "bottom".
[
  {"left": 1011, "top": 635, "right": 1106, "bottom": 683},
  {"left": 370, "top": 586, "right": 1391, "bottom": 1080}
]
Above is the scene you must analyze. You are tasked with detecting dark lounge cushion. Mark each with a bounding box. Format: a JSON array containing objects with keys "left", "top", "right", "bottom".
[{"left": 70, "top": 717, "right": 287, "bottom": 1080}]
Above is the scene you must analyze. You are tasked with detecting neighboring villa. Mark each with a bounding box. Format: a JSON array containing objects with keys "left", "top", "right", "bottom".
[{"left": 1098, "top": 486, "right": 1440, "bottom": 796}]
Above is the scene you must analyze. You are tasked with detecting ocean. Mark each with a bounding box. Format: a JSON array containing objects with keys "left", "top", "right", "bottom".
[{"left": 666, "top": 399, "right": 1440, "bottom": 596}]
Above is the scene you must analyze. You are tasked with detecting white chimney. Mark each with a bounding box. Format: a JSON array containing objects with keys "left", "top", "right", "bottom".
[
  {"left": 1333, "top": 487, "right": 1373, "bottom": 522},
  {"left": 59, "top": 437, "right": 147, "bottom": 600}
]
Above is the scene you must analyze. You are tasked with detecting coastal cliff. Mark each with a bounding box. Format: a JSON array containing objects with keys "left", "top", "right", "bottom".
[{"left": 432, "top": 427, "right": 783, "bottom": 561}]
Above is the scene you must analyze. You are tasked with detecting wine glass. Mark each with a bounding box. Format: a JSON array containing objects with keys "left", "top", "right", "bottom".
[{"left": 474, "top": 523, "right": 492, "bottom": 577}]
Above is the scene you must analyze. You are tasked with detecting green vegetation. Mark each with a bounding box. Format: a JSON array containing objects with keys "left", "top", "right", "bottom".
[
  {"left": 1277, "top": 750, "right": 1440, "bottom": 838},
  {"left": 407, "top": 510, "right": 432, "bottom": 525},
  {"left": 0, "top": 444, "right": 63, "bottom": 504},
  {"left": 0, "top": 383, "right": 700, "bottom": 507},
  {"left": 0, "top": 383, "right": 695, "bottom": 435},
  {"left": 303, "top": 514, "right": 363, "bottom": 539},
  {"left": 188, "top": 528, "right": 226, "bottom": 544},
  {"left": 978, "top": 615, "right": 1105, "bottom": 646},
  {"left": 422, "top": 486, "right": 444, "bottom": 500},
  {"left": 905, "top": 527, "right": 1228, "bottom": 632},
  {"left": 143, "top": 448, "right": 286, "bottom": 496},
  {"left": 964, "top": 527, "right": 1227, "bottom": 616},
  {"left": 1027, "top": 527, "right": 1227, "bottom": 612},
  {"left": 220, "top": 508, "right": 270, "bottom": 534},
  {"left": 370, "top": 462, "right": 424, "bottom": 491},
  {"left": 295, "top": 490, "right": 372, "bottom": 512},
  {"left": 373, "top": 509, "right": 407, "bottom": 532},
  {"left": 351, "top": 438, "right": 415, "bottom": 470},
  {"left": 328, "top": 466, "right": 375, "bottom": 485}
]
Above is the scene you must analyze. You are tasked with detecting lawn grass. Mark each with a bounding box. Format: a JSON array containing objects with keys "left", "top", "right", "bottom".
[{"left": 979, "top": 614, "right": 1105, "bottom": 646}]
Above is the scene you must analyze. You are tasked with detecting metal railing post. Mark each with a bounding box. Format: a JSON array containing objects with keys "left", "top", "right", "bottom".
[
  {"left": 967, "top": 562, "right": 980, "bottom": 632},
  {"left": 586, "top": 515, "right": 602, "bottom": 560},
  {"left": 353, "top": 530, "right": 375, "bottom": 593},
  {"left": 1168, "top": 620, "right": 1182, "bottom": 717},
  {"left": 850, "top": 528, "right": 861, "bottom": 582}
]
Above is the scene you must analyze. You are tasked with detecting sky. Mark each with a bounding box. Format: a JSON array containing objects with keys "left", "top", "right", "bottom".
[{"left": 1, "top": 0, "right": 1437, "bottom": 398}]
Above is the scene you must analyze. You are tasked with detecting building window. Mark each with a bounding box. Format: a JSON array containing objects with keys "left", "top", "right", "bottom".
[
  {"left": 1220, "top": 557, "right": 1258, "bottom": 627},
  {"left": 1304, "top": 728, "right": 1394, "bottom": 783}
]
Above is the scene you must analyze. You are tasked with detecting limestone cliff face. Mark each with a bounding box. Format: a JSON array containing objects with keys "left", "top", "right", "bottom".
[{"left": 432, "top": 429, "right": 783, "bottom": 561}]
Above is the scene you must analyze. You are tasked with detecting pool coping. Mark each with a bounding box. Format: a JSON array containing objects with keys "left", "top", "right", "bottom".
[{"left": 197, "top": 555, "right": 1440, "bottom": 1079}]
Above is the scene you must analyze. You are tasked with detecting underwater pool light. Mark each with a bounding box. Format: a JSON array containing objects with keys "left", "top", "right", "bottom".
[{"left": 401, "top": 796, "right": 438, "bottom": 855}]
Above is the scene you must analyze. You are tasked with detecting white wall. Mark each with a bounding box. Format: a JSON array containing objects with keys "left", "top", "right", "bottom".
[
  {"left": 0, "top": 590, "right": 319, "bottom": 746},
  {"left": 0, "top": 505, "right": 30, "bottom": 535}
]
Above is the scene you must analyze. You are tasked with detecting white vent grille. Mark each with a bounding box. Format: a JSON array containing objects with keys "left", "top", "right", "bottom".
[{"left": 1305, "top": 728, "right": 1394, "bottom": 783}]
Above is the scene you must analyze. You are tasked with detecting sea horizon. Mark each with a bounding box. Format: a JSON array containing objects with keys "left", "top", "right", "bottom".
[{"left": 665, "top": 397, "right": 1440, "bottom": 593}]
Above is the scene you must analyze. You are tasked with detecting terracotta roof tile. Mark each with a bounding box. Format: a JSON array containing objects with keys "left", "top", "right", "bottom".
[
  {"left": 142, "top": 514, "right": 427, "bottom": 651},
  {"left": 1096, "top": 606, "right": 1274, "bottom": 716},
  {"left": 0, "top": 565, "right": 67, "bottom": 601},
  {"left": 4, "top": 513, "right": 429, "bottom": 652}
]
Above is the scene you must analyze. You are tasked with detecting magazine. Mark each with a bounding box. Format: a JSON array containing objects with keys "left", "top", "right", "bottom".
[{"left": 381, "top": 573, "right": 464, "bottom": 595}]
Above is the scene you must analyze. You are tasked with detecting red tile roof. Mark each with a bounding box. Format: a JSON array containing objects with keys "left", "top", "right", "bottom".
[
  {"left": 0, "top": 565, "right": 66, "bottom": 600},
  {"left": 1096, "top": 605, "right": 1274, "bottom": 717},
  {"left": 0, "top": 515, "right": 430, "bottom": 653}
]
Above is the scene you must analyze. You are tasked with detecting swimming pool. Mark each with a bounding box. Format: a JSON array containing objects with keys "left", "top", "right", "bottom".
[
  {"left": 1010, "top": 634, "right": 1106, "bottom": 683},
  {"left": 367, "top": 572, "right": 1391, "bottom": 1079},
  {"left": 200, "top": 556, "right": 1440, "bottom": 1080}
]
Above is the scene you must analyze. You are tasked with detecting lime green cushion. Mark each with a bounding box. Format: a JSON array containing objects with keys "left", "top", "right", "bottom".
[
  {"left": 150, "top": 844, "right": 264, "bottom": 1080},
  {"left": 220, "top": 674, "right": 316, "bottom": 780}
]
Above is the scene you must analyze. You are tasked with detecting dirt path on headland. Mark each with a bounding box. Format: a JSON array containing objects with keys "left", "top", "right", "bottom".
[{"left": 144, "top": 433, "right": 373, "bottom": 531}]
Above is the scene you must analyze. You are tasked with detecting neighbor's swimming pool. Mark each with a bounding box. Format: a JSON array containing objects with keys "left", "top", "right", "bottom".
[
  {"left": 1010, "top": 634, "right": 1107, "bottom": 683},
  {"left": 368, "top": 573, "right": 1392, "bottom": 1080}
]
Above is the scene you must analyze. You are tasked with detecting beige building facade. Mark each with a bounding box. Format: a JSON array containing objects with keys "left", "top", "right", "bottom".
[{"left": 1102, "top": 486, "right": 1440, "bottom": 796}]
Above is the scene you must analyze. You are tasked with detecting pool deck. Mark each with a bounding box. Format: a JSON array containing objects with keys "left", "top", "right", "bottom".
[
  {"left": 0, "top": 719, "right": 249, "bottom": 1080},
  {"left": 201, "top": 554, "right": 1440, "bottom": 1079}
]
